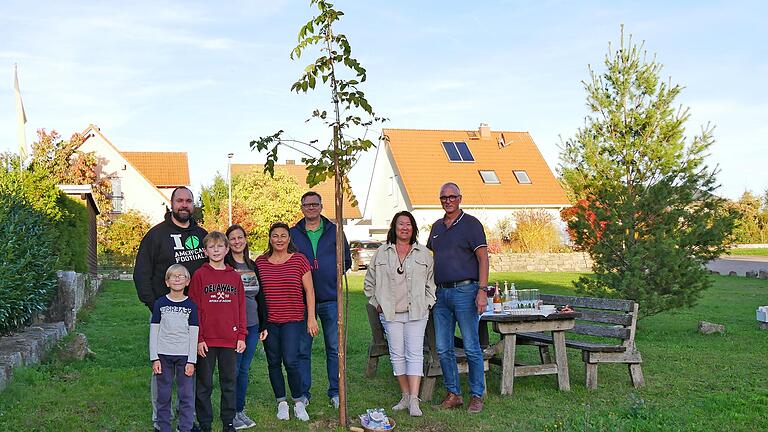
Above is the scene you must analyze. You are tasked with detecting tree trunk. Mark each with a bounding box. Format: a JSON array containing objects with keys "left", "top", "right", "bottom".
[{"left": 333, "top": 125, "right": 348, "bottom": 428}]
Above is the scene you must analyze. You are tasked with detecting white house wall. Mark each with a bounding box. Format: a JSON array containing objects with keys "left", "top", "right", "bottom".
[
  {"left": 79, "top": 134, "right": 170, "bottom": 224},
  {"left": 364, "top": 142, "right": 409, "bottom": 228}
]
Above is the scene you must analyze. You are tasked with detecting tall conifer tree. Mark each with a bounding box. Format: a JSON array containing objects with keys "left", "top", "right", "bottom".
[{"left": 560, "top": 27, "right": 736, "bottom": 316}]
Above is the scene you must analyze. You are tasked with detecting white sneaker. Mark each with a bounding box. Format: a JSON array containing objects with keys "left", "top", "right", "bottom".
[
  {"left": 276, "top": 401, "right": 289, "bottom": 420},
  {"left": 331, "top": 395, "right": 340, "bottom": 410},
  {"left": 294, "top": 401, "right": 310, "bottom": 421}
]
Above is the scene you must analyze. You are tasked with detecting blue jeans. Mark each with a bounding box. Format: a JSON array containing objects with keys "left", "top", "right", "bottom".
[
  {"left": 433, "top": 283, "right": 485, "bottom": 398},
  {"left": 299, "top": 300, "right": 339, "bottom": 400},
  {"left": 264, "top": 321, "right": 305, "bottom": 402},
  {"left": 235, "top": 325, "right": 260, "bottom": 412}
]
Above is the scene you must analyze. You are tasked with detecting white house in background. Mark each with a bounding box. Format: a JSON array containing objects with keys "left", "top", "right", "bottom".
[
  {"left": 363, "top": 124, "right": 572, "bottom": 242},
  {"left": 78, "top": 124, "right": 191, "bottom": 224}
]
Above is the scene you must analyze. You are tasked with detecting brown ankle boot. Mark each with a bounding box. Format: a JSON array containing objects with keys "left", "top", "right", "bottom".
[
  {"left": 437, "top": 392, "right": 463, "bottom": 409},
  {"left": 468, "top": 395, "right": 484, "bottom": 414}
]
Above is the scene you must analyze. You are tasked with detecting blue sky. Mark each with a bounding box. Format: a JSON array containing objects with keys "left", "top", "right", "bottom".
[{"left": 1, "top": 0, "right": 766, "bottom": 206}]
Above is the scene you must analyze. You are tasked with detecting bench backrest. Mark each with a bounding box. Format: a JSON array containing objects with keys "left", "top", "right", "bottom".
[{"left": 539, "top": 294, "right": 639, "bottom": 348}]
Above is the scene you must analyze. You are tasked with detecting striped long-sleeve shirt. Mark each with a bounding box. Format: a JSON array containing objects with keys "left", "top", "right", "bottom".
[
  {"left": 255, "top": 253, "right": 311, "bottom": 324},
  {"left": 149, "top": 295, "right": 199, "bottom": 364}
]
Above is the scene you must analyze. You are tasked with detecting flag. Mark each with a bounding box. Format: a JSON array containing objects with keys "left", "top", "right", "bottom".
[{"left": 13, "top": 64, "right": 27, "bottom": 160}]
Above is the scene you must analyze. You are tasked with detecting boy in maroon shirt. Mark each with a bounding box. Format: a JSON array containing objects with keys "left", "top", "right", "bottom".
[{"left": 189, "top": 231, "right": 247, "bottom": 432}]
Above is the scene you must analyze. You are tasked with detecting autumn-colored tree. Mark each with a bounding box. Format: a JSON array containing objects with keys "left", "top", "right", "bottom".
[
  {"left": 199, "top": 169, "right": 304, "bottom": 252},
  {"left": 30, "top": 129, "right": 112, "bottom": 214},
  {"left": 99, "top": 210, "right": 152, "bottom": 269}
]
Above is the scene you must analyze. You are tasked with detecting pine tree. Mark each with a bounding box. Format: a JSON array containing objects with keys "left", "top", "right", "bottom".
[{"left": 560, "top": 27, "right": 737, "bottom": 316}]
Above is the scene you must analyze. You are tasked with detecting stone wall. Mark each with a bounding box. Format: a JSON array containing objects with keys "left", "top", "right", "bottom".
[
  {"left": 41, "top": 271, "right": 101, "bottom": 331},
  {"left": 490, "top": 252, "right": 594, "bottom": 273},
  {"left": 0, "top": 272, "right": 101, "bottom": 391}
]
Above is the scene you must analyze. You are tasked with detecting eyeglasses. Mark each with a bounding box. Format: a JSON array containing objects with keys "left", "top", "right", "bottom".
[
  {"left": 439, "top": 195, "right": 460, "bottom": 203},
  {"left": 169, "top": 274, "right": 188, "bottom": 280},
  {"left": 302, "top": 203, "right": 321, "bottom": 209}
]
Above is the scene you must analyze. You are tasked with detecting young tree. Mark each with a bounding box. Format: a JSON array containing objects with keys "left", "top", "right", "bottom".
[
  {"left": 250, "top": 0, "right": 384, "bottom": 425},
  {"left": 559, "top": 27, "right": 736, "bottom": 317}
]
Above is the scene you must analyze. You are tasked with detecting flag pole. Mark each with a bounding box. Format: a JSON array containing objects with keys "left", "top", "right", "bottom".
[{"left": 13, "top": 63, "right": 28, "bottom": 164}]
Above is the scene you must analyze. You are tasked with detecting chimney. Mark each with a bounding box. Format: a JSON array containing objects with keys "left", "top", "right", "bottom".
[
  {"left": 286, "top": 160, "right": 295, "bottom": 165},
  {"left": 479, "top": 123, "right": 491, "bottom": 139}
]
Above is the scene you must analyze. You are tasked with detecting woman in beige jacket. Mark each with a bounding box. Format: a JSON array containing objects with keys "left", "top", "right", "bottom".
[{"left": 364, "top": 211, "right": 436, "bottom": 416}]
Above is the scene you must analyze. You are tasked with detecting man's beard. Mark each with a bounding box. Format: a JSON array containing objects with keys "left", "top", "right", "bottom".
[{"left": 173, "top": 209, "right": 190, "bottom": 223}]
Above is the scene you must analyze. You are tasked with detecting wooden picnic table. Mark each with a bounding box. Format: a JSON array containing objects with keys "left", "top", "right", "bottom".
[{"left": 480, "top": 311, "right": 579, "bottom": 395}]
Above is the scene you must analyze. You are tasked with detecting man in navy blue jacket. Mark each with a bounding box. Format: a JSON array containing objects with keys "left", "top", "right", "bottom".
[{"left": 291, "top": 191, "right": 351, "bottom": 409}]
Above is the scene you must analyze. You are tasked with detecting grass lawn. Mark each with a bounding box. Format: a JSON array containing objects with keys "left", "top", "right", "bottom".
[
  {"left": 1, "top": 273, "right": 767, "bottom": 431},
  {"left": 727, "top": 248, "right": 768, "bottom": 256}
]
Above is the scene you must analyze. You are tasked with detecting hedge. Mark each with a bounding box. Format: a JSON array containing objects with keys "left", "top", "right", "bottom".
[{"left": 0, "top": 191, "right": 58, "bottom": 333}]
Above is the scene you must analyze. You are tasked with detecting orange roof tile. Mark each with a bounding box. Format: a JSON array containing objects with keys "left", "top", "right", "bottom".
[
  {"left": 121, "top": 152, "right": 191, "bottom": 187},
  {"left": 231, "top": 162, "right": 362, "bottom": 219},
  {"left": 383, "top": 128, "right": 570, "bottom": 207}
]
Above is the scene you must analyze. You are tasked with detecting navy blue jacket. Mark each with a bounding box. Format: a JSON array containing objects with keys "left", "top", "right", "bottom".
[{"left": 291, "top": 215, "right": 352, "bottom": 303}]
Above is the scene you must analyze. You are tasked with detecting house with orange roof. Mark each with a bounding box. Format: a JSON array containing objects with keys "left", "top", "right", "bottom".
[
  {"left": 78, "top": 124, "right": 191, "bottom": 224},
  {"left": 364, "top": 123, "right": 571, "bottom": 241},
  {"left": 231, "top": 160, "right": 362, "bottom": 225}
]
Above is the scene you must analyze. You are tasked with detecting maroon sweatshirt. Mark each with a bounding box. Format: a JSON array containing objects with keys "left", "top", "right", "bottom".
[{"left": 189, "top": 262, "right": 247, "bottom": 348}]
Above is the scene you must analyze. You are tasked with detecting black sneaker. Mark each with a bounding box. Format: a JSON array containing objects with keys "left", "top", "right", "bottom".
[{"left": 223, "top": 423, "right": 236, "bottom": 432}]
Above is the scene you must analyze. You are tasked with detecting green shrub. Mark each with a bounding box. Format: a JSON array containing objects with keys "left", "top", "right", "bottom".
[
  {"left": 56, "top": 195, "right": 89, "bottom": 273},
  {"left": 0, "top": 189, "right": 58, "bottom": 333}
]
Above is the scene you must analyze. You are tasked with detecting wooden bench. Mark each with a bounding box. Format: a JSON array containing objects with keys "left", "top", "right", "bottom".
[
  {"left": 365, "top": 305, "right": 493, "bottom": 401},
  {"left": 516, "top": 294, "right": 645, "bottom": 390},
  {"left": 365, "top": 303, "right": 390, "bottom": 378}
]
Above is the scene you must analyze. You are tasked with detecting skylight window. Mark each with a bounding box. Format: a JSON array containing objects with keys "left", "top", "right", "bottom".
[
  {"left": 513, "top": 170, "right": 532, "bottom": 184},
  {"left": 442, "top": 141, "right": 475, "bottom": 162},
  {"left": 479, "top": 170, "right": 500, "bottom": 184}
]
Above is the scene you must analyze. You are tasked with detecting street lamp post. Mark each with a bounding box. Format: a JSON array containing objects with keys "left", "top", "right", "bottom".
[{"left": 227, "top": 153, "right": 234, "bottom": 227}]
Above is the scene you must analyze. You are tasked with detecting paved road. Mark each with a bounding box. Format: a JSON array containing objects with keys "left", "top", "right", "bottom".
[{"left": 706, "top": 256, "right": 768, "bottom": 276}]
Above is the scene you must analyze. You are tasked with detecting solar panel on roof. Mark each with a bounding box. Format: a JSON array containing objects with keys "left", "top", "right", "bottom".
[
  {"left": 442, "top": 141, "right": 475, "bottom": 162},
  {"left": 455, "top": 141, "right": 474, "bottom": 161},
  {"left": 442, "top": 141, "right": 461, "bottom": 161}
]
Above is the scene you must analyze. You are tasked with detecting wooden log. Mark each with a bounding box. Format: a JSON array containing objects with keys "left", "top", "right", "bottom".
[
  {"left": 538, "top": 345, "right": 551, "bottom": 364},
  {"left": 629, "top": 363, "right": 645, "bottom": 388},
  {"left": 583, "top": 349, "right": 642, "bottom": 364},
  {"left": 365, "top": 355, "right": 379, "bottom": 378},
  {"left": 501, "top": 334, "right": 517, "bottom": 395},
  {"left": 585, "top": 363, "right": 598, "bottom": 389},
  {"left": 552, "top": 330, "right": 571, "bottom": 391},
  {"left": 419, "top": 376, "right": 437, "bottom": 401},
  {"left": 514, "top": 363, "right": 558, "bottom": 376},
  {"left": 573, "top": 323, "right": 630, "bottom": 339},
  {"left": 496, "top": 319, "right": 575, "bottom": 334}
]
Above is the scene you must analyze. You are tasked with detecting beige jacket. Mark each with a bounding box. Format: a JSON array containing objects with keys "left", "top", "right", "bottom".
[{"left": 364, "top": 243, "right": 436, "bottom": 321}]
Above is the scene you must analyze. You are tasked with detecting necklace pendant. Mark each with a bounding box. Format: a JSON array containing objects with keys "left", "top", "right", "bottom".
[{"left": 397, "top": 267, "right": 404, "bottom": 274}]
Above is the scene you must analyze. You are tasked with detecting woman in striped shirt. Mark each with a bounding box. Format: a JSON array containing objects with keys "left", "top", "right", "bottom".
[{"left": 255, "top": 222, "right": 319, "bottom": 422}]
